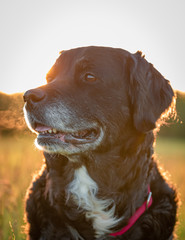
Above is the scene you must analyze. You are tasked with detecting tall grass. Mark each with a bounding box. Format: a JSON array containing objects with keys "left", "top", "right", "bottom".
[
  {"left": 155, "top": 137, "right": 185, "bottom": 239},
  {"left": 0, "top": 133, "right": 184, "bottom": 239},
  {"left": 0, "top": 133, "right": 42, "bottom": 240}
]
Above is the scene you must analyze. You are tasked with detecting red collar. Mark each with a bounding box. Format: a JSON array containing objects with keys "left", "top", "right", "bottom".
[{"left": 110, "top": 186, "right": 152, "bottom": 237}]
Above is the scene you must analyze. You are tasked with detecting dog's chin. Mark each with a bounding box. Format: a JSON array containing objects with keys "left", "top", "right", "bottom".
[{"left": 34, "top": 126, "right": 104, "bottom": 157}]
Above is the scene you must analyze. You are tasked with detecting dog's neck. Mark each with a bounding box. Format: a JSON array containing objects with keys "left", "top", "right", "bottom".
[
  {"left": 43, "top": 132, "right": 154, "bottom": 237},
  {"left": 44, "top": 132, "right": 154, "bottom": 203}
]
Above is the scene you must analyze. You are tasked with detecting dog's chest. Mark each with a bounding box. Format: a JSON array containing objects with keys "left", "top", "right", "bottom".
[{"left": 67, "top": 166, "right": 120, "bottom": 238}]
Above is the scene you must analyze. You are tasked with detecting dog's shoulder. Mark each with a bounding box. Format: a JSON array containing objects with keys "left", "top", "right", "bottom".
[{"left": 142, "top": 163, "right": 178, "bottom": 239}]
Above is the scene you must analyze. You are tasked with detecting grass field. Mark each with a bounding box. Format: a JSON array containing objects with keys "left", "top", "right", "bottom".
[{"left": 0, "top": 133, "right": 185, "bottom": 239}]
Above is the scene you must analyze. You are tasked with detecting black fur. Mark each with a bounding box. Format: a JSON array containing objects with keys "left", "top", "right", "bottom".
[{"left": 24, "top": 46, "right": 178, "bottom": 239}]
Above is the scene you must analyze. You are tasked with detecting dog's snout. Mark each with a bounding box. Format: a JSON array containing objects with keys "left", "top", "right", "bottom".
[{"left": 23, "top": 88, "right": 46, "bottom": 104}]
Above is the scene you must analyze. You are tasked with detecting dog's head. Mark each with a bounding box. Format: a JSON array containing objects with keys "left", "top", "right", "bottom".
[{"left": 23, "top": 46, "right": 174, "bottom": 157}]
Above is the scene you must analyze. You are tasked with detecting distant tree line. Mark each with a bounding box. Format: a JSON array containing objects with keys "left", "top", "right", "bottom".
[
  {"left": 0, "top": 92, "right": 26, "bottom": 135},
  {"left": 159, "top": 91, "right": 185, "bottom": 138}
]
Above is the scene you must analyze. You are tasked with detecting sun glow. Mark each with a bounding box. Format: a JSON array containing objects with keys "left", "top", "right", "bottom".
[
  {"left": 161, "top": 95, "right": 177, "bottom": 120},
  {"left": 1, "top": 51, "right": 59, "bottom": 94}
]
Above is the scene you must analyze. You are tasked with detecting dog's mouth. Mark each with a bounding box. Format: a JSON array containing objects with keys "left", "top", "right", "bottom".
[{"left": 35, "top": 123, "right": 100, "bottom": 144}]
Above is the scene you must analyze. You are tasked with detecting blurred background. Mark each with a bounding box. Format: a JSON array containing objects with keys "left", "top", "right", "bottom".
[{"left": 0, "top": 0, "right": 185, "bottom": 239}]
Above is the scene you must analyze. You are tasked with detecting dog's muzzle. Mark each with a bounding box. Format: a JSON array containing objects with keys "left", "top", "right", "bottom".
[{"left": 23, "top": 88, "right": 104, "bottom": 156}]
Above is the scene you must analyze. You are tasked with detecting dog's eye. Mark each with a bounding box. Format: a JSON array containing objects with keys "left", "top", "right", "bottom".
[{"left": 84, "top": 73, "right": 97, "bottom": 83}]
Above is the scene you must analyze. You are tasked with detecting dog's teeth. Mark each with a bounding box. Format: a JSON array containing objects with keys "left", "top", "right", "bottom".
[
  {"left": 53, "top": 128, "right": 57, "bottom": 133},
  {"left": 39, "top": 129, "right": 58, "bottom": 134}
]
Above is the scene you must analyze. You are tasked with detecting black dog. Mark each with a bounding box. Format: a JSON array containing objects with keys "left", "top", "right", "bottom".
[{"left": 23, "top": 46, "right": 177, "bottom": 240}]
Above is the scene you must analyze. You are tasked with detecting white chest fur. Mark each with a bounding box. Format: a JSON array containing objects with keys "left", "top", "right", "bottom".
[{"left": 67, "top": 166, "right": 121, "bottom": 237}]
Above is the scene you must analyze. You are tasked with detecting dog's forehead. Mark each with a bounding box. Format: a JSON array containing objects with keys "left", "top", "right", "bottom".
[
  {"left": 65, "top": 46, "right": 125, "bottom": 59},
  {"left": 57, "top": 46, "right": 128, "bottom": 69}
]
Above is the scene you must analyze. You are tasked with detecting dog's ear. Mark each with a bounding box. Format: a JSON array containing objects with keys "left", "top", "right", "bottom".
[{"left": 127, "top": 51, "right": 174, "bottom": 132}]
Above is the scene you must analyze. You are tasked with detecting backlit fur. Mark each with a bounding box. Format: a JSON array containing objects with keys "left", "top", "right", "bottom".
[{"left": 24, "top": 46, "right": 178, "bottom": 240}]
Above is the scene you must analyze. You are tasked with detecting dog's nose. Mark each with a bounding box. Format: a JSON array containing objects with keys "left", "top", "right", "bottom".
[{"left": 23, "top": 88, "right": 46, "bottom": 103}]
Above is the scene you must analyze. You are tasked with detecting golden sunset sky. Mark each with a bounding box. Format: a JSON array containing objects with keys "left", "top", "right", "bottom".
[{"left": 0, "top": 0, "right": 185, "bottom": 93}]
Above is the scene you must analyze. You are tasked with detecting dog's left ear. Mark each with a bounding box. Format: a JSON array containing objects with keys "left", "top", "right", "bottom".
[{"left": 127, "top": 51, "right": 174, "bottom": 132}]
